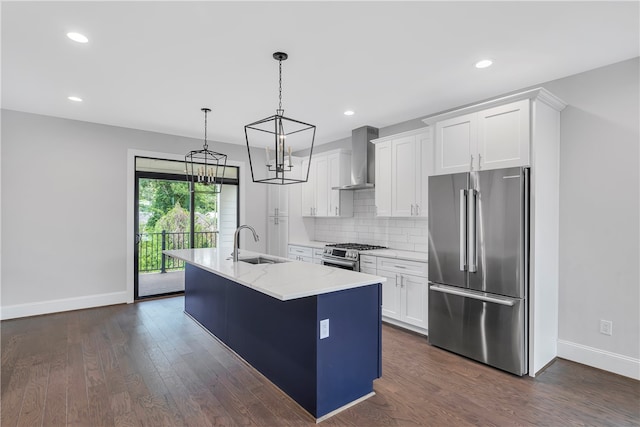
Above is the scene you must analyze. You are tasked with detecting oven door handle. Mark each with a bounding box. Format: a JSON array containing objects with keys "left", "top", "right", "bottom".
[{"left": 321, "top": 258, "right": 357, "bottom": 268}]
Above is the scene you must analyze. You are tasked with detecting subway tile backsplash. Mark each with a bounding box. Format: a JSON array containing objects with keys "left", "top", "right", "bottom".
[{"left": 314, "top": 189, "right": 428, "bottom": 252}]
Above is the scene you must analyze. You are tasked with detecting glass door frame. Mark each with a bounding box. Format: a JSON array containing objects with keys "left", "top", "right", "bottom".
[
  {"left": 134, "top": 166, "right": 240, "bottom": 300},
  {"left": 134, "top": 170, "right": 193, "bottom": 300}
]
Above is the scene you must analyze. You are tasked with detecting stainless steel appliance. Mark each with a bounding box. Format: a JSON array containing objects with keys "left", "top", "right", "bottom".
[
  {"left": 428, "top": 167, "right": 529, "bottom": 376},
  {"left": 322, "top": 243, "right": 386, "bottom": 271}
]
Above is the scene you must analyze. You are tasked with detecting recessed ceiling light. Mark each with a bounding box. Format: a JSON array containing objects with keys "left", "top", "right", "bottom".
[
  {"left": 344, "top": 110, "right": 355, "bottom": 116},
  {"left": 67, "top": 32, "right": 88, "bottom": 43},
  {"left": 68, "top": 96, "right": 83, "bottom": 102},
  {"left": 475, "top": 59, "right": 493, "bottom": 69}
]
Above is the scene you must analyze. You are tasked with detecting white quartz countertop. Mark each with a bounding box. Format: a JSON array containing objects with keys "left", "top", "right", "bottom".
[
  {"left": 164, "top": 248, "right": 386, "bottom": 301},
  {"left": 359, "top": 249, "right": 428, "bottom": 263}
]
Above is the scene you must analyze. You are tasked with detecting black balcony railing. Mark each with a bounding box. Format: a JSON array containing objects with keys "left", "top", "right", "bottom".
[{"left": 137, "top": 230, "right": 217, "bottom": 273}]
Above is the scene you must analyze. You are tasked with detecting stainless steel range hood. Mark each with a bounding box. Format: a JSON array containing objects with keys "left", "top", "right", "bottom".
[{"left": 335, "top": 126, "right": 379, "bottom": 190}]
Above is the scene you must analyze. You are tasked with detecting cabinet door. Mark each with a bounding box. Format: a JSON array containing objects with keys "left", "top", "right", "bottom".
[
  {"left": 415, "top": 131, "right": 431, "bottom": 218},
  {"left": 267, "top": 185, "right": 289, "bottom": 217},
  {"left": 374, "top": 141, "right": 392, "bottom": 216},
  {"left": 391, "top": 136, "right": 418, "bottom": 217},
  {"left": 400, "top": 274, "right": 428, "bottom": 329},
  {"left": 314, "top": 156, "right": 329, "bottom": 217},
  {"left": 378, "top": 270, "right": 401, "bottom": 319},
  {"left": 267, "top": 216, "right": 288, "bottom": 258},
  {"left": 301, "top": 158, "right": 316, "bottom": 216},
  {"left": 434, "top": 113, "right": 477, "bottom": 175},
  {"left": 327, "top": 153, "right": 341, "bottom": 217},
  {"left": 477, "top": 99, "right": 530, "bottom": 170}
]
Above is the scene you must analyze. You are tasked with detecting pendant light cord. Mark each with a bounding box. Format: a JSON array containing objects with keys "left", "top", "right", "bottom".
[
  {"left": 203, "top": 109, "right": 209, "bottom": 150},
  {"left": 277, "top": 59, "right": 284, "bottom": 116}
]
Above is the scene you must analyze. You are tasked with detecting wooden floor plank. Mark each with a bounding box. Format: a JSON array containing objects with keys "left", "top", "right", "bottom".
[
  {"left": 42, "top": 350, "right": 68, "bottom": 426},
  {"left": 2, "top": 296, "right": 638, "bottom": 427}
]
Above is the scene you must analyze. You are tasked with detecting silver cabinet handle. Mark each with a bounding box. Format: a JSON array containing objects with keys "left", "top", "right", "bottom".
[
  {"left": 478, "top": 153, "right": 482, "bottom": 170},
  {"left": 395, "top": 274, "right": 400, "bottom": 287},
  {"left": 470, "top": 154, "right": 474, "bottom": 171},
  {"left": 400, "top": 275, "right": 405, "bottom": 288},
  {"left": 361, "top": 260, "right": 374, "bottom": 265},
  {"left": 335, "top": 206, "right": 338, "bottom": 215},
  {"left": 468, "top": 188, "right": 477, "bottom": 273},
  {"left": 394, "top": 265, "right": 407, "bottom": 269},
  {"left": 410, "top": 204, "right": 415, "bottom": 216},
  {"left": 430, "top": 284, "right": 515, "bottom": 306},
  {"left": 459, "top": 189, "right": 467, "bottom": 272},
  {"left": 415, "top": 204, "right": 420, "bottom": 216}
]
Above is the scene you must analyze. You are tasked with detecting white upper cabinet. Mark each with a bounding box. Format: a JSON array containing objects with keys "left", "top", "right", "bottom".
[
  {"left": 372, "top": 128, "right": 431, "bottom": 217},
  {"left": 374, "top": 140, "right": 392, "bottom": 217},
  {"left": 429, "top": 98, "right": 531, "bottom": 175},
  {"left": 314, "top": 156, "right": 329, "bottom": 217},
  {"left": 434, "top": 112, "right": 478, "bottom": 174},
  {"left": 301, "top": 150, "right": 353, "bottom": 217},
  {"left": 477, "top": 100, "right": 530, "bottom": 170},
  {"left": 267, "top": 185, "right": 289, "bottom": 217}
]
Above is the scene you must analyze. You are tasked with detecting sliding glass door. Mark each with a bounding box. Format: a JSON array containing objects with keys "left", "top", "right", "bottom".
[{"left": 134, "top": 157, "right": 238, "bottom": 299}]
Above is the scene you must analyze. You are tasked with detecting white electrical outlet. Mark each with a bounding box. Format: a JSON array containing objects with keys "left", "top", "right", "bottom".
[
  {"left": 600, "top": 319, "right": 613, "bottom": 336},
  {"left": 320, "top": 319, "right": 329, "bottom": 339}
]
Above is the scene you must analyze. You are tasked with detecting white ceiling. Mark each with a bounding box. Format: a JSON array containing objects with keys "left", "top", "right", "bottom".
[{"left": 2, "top": 1, "right": 639, "bottom": 147}]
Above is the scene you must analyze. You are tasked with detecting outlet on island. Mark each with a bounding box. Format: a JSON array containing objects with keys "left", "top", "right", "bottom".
[{"left": 320, "top": 318, "right": 330, "bottom": 339}]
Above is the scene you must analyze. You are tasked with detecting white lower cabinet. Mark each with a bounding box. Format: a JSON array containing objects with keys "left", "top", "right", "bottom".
[
  {"left": 287, "top": 244, "right": 323, "bottom": 264},
  {"left": 371, "top": 256, "right": 429, "bottom": 334}
]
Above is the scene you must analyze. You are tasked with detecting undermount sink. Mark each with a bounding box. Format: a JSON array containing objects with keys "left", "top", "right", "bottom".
[{"left": 239, "top": 256, "right": 289, "bottom": 265}]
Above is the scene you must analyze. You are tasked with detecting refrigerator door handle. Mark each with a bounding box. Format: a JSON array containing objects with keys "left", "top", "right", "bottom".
[
  {"left": 430, "top": 284, "right": 516, "bottom": 307},
  {"left": 468, "top": 188, "right": 477, "bottom": 273},
  {"left": 459, "top": 189, "right": 467, "bottom": 271}
]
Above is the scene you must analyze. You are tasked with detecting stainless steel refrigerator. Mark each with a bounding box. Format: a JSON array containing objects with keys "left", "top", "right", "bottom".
[{"left": 428, "top": 166, "right": 529, "bottom": 376}]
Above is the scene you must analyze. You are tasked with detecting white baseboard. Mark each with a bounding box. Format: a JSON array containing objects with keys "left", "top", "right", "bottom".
[
  {"left": 557, "top": 339, "right": 640, "bottom": 380},
  {"left": 382, "top": 316, "right": 428, "bottom": 336},
  {"left": 1, "top": 291, "right": 130, "bottom": 320}
]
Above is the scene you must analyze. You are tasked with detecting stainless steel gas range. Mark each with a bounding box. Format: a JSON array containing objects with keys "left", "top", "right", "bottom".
[{"left": 321, "top": 243, "right": 387, "bottom": 271}]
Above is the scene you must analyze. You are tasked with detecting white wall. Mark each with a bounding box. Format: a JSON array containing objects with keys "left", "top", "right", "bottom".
[
  {"left": 1, "top": 111, "right": 266, "bottom": 318},
  {"left": 544, "top": 58, "right": 640, "bottom": 378}
]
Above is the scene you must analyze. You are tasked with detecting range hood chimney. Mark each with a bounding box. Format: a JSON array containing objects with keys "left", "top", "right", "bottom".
[{"left": 336, "top": 126, "right": 379, "bottom": 190}]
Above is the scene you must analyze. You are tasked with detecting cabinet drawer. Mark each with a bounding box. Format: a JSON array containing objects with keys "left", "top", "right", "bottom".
[
  {"left": 288, "top": 254, "right": 314, "bottom": 263},
  {"left": 360, "top": 255, "right": 377, "bottom": 270},
  {"left": 360, "top": 267, "right": 377, "bottom": 275},
  {"left": 376, "top": 257, "right": 427, "bottom": 276},
  {"left": 313, "top": 248, "right": 325, "bottom": 258},
  {"left": 288, "top": 245, "right": 313, "bottom": 258}
]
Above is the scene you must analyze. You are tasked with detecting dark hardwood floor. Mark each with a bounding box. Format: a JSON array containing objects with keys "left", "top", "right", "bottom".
[{"left": 2, "top": 296, "right": 638, "bottom": 426}]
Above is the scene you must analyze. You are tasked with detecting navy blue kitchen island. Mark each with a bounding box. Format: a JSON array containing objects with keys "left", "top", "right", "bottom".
[{"left": 165, "top": 248, "right": 385, "bottom": 421}]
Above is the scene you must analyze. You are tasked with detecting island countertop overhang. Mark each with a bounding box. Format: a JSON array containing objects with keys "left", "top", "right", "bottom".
[{"left": 164, "top": 248, "right": 387, "bottom": 301}]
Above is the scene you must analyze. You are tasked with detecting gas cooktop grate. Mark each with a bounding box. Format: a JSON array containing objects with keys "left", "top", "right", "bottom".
[{"left": 325, "top": 243, "right": 387, "bottom": 251}]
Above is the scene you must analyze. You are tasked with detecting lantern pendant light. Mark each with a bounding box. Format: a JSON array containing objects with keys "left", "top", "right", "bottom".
[
  {"left": 245, "top": 52, "right": 316, "bottom": 185},
  {"left": 185, "top": 107, "right": 227, "bottom": 194}
]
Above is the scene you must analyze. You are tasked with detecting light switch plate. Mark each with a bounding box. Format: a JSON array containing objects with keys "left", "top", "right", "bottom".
[{"left": 320, "top": 319, "right": 329, "bottom": 339}]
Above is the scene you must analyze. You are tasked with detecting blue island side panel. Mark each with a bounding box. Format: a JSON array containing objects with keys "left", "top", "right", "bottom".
[
  {"left": 184, "top": 264, "right": 319, "bottom": 416},
  {"left": 183, "top": 263, "right": 382, "bottom": 419},
  {"left": 185, "top": 264, "right": 228, "bottom": 342},
  {"left": 316, "top": 284, "right": 382, "bottom": 417},
  {"left": 226, "top": 282, "right": 318, "bottom": 416}
]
